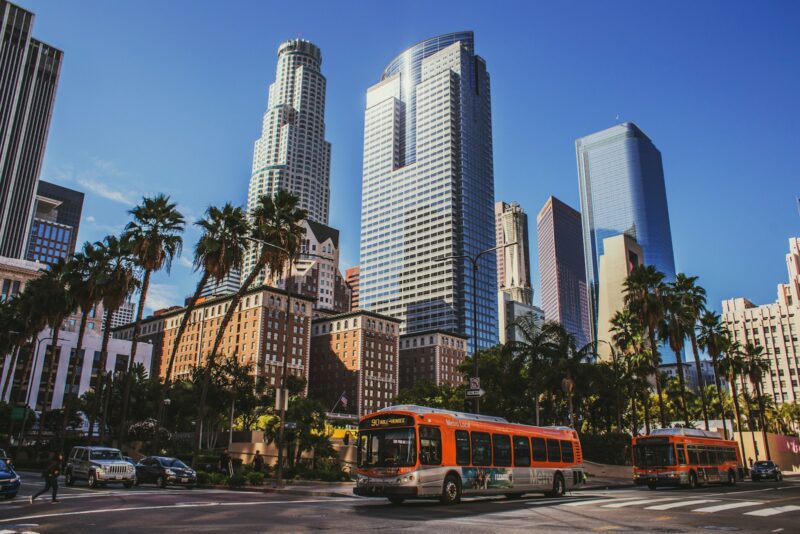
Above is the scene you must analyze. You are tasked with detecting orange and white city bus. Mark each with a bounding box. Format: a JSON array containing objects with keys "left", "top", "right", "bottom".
[
  {"left": 632, "top": 428, "right": 746, "bottom": 489},
  {"left": 354, "top": 405, "right": 585, "bottom": 504}
]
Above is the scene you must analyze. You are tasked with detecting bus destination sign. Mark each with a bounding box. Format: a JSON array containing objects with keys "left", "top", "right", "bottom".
[{"left": 359, "top": 415, "right": 415, "bottom": 429}]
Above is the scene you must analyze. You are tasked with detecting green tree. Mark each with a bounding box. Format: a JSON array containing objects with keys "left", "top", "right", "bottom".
[
  {"left": 671, "top": 274, "right": 709, "bottom": 429},
  {"left": 659, "top": 287, "right": 691, "bottom": 427},
  {"left": 510, "top": 316, "right": 555, "bottom": 426},
  {"left": 697, "top": 310, "right": 730, "bottom": 435},
  {"left": 743, "top": 343, "right": 771, "bottom": 460},
  {"left": 120, "top": 194, "right": 185, "bottom": 443},
  {"left": 610, "top": 309, "right": 651, "bottom": 434},
  {"left": 624, "top": 264, "right": 668, "bottom": 428},
  {"left": 395, "top": 380, "right": 465, "bottom": 411},
  {"left": 164, "top": 204, "right": 250, "bottom": 385}
]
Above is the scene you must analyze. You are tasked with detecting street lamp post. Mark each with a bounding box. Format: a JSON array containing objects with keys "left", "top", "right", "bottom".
[
  {"left": 246, "top": 236, "right": 295, "bottom": 488},
  {"left": 436, "top": 242, "right": 516, "bottom": 414}
]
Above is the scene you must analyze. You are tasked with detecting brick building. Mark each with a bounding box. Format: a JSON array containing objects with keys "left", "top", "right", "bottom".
[
  {"left": 309, "top": 310, "right": 400, "bottom": 416},
  {"left": 398, "top": 330, "right": 468, "bottom": 391}
]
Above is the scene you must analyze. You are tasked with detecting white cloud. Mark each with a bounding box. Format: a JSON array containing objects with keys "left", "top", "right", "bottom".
[
  {"left": 178, "top": 255, "right": 194, "bottom": 269},
  {"left": 85, "top": 215, "right": 96, "bottom": 223},
  {"left": 145, "top": 283, "right": 180, "bottom": 314},
  {"left": 77, "top": 177, "right": 138, "bottom": 206}
]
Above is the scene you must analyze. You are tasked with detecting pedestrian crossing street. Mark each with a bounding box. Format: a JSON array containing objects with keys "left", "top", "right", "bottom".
[{"left": 561, "top": 494, "right": 800, "bottom": 517}]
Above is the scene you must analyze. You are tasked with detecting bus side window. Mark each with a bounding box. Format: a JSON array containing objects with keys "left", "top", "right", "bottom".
[
  {"left": 419, "top": 426, "right": 442, "bottom": 465},
  {"left": 701, "top": 447, "right": 711, "bottom": 465},
  {"left": 561, "top": 440, "right": 574, "bottom": 463},
  {"left": 455, "top": 430, "right": 471, "bottom": 466},
  {"left": 688, "top": 446, "right": 699, "bottom": 465},
  {"left": 531, "top": 437, "right": 546, "bottom": 462},
  {"left": 676, "top": 444, "right": 687, "bottom": 465},
  {"left": 546, "top": 439, "right": 561, "bottom": 463},
  {"left": 471, "top": 432, "right": 492, "bottom": 466},
  {"left": 492, "top": 434, "right": 512, "bottom": 467},
  {"left": 513, "top": 436, "right": 531, "bottom": 467}
]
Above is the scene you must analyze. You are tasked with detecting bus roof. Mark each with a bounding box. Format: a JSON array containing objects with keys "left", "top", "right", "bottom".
[
  {"left": 378, "top": 405, "right": 509, "bottom": 424},
  {"left": 648, "top": 428, "right": 722, "bottom": 439}
]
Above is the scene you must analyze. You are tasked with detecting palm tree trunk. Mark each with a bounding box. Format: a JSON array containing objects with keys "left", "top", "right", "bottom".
[
  {"left": 712, "top": 354, "right": 727, "bottom": 437},
  {"left": 741, "top": 376, "right": 759, "bottom": 461},
  {"left": 59, "top": 311, "right": 89, "bottom": 452},
  {"left": 165, "top": 271, "right": 210, "bottom": 385},
  {"left": 689, "top": 333, "right": 709, "bottom": 430},
  {"left": 643, "top": 389, "right": 651, "bottom": 434},
  {"left": 35, "top": 318, "right": 65, "bottom": 455},
  {"left": 120, "top": 268, "right": 152, "bottom": 445},
  {"left": 102, "top": 373, "right": 113, "bottom": 444},
  {"left": 729, "top": 371, "right": 747, "bottom": 465},
  {"left": 648, "top": 330, "right": 667, "bottom": 427},
  {"left": 755, "top": 382, "right": 771, "bottom": 460},
  {"left": 89, "top": 309, "right": 115, "bottom": 443},
  {"left": 1, "top": 345, "right": 21, "bottom": 401},
  {"left": 673, "top": 347, "right": 690, "bottom": 427},
  {"left": 15, "top": 338, "right": 37, "bottom": 405},
  {"left": 194, "top": 258, "right": 265, "bottom": 467},
  {"left": 630, "top": 395, "right": 638, "bottom": 435}
]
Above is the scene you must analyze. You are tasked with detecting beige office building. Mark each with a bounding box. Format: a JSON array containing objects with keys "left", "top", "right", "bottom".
[
  {"left": 722, "top": 238, "right": 800, "bottom": 404},
  {"left": 596, "top": 234, "right": 643, "bottom": 360}
]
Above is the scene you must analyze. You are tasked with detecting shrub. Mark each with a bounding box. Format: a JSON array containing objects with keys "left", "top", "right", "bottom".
[
  {"left": 208, "top": 472, "right": 227, "bottom": 485},
  {"left": 227, "top": 472, "right": 247, "bottom": 488},
  {"left": 246, "top": 471, "right": 265, "bottom": 486},
  {"left": 196, "top": 471, "right": 211, "bottom": 486}
]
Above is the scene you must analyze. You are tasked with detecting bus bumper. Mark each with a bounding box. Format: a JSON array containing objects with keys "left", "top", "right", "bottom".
[
  {"left": 353, "top": 485, "right": 418, "bottom": 498},
  {"left": 634, "top": 473, "right": 684, "bottom": 487}
]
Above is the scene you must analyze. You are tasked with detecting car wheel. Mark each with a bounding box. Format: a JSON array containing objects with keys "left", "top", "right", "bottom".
[
  {"left": 157, "top": 475, "right": 167, "bottom": 489},
  {"left": 387, "top": 496, "right": 405, "bottom": 505},
  {"left": 776, "top": 472, "right": 782, "bottom": 482},
  {"left": 727, "top": 470, "right": 736, "bottom": 486},
  {"left": 688, "top": 471, "right": 698, "bottom": 490},
  {"left": 88, "top": 472, "right": 98, "bottom": 489},
  {"left": 65, "top": 471, "right": 75, "bottom": 487},
  {"left": 440, "top": 474, "right": 462, "bottom": 505},
  {"left": 546, "top": 473, "right": 566, "bottom": 497}
]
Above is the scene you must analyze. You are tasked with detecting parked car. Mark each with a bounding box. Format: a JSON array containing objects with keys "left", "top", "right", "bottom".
[
  {"left": 0, "top": 458, "right": 21, "bottom": 500},
  {"left": 751, "top": 461, "right": 783, "bottom": 481},
  {"left": 135, "top": 456, "right": 196, "bottom": 489},
  {"left": 65, "top": 446, "right": 137, "bottom": 488}
]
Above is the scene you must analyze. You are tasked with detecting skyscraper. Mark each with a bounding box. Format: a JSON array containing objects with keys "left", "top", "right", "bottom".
[
  {"left": 243, "top": 39, "right": 331, "bottom": 286},
  {"left": 576, "top": 122, "right": 676, "bottom": 341},
  {"left": 26, "top": 180, "right": 83, "bottom": 266},
  {"left": 537, "top": 196, "right": 591, "bottom": 348},
  {"left": 0, "top": 1, "right": 63, "bottom": 259},
  {"left": 495, "top": 201, "right": 532, "bottom": 305},
  {"left": 359, "top": 32, "right": 497, "bottom": 353}
]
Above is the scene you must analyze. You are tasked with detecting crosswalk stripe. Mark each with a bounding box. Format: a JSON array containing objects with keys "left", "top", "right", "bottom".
[
  {"left": 744, "top": 505, "right": 800, "bottom": 517},
  {"left": 561, "top": 497, "right": 643, "bottom": 507},
  {"left": 602, "top": 498, "right": 679, "bottom": 509},
  {"left": 692, "top": 501, "right": 763, "bottom": 513},
  {"left": 645, "top": 499, "right": 719, "bottom": 510}
]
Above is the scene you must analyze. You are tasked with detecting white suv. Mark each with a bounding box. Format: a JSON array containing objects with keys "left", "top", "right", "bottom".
[{"left": 65, "top": 446, "right": 136, "bottom": 488}]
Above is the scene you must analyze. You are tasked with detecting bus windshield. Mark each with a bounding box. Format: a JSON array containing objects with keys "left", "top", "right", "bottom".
[
  {"left": 634, "top": 444, "right": 676, "bottom": 467},
  {"left": 358, "top": 428, "right": 416, "bottom": 468}
]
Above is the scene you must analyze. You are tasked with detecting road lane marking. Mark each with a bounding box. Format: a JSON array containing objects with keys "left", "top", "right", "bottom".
[
  {"left": 692, "top": 501, "right": 763, "bottom": 513},
  {"left": 645, "top": 499, "right": 719, "bottom": 510},
  {"left": 562, "top": 497, "right": 643, "bottom": 507},
  {"left": 744, "top": 505, "right": 800, "bottom": 517},
  {"left": 602, "top": 497, "right": 679, "bottom": 508},
  {"left": 0, "top": 497, "right": 358, "bottom": 523}
]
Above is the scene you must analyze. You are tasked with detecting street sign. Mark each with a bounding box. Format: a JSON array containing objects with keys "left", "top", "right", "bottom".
[
  {"left": 469, "top": 377, "right": 480, "bottom": 390},
  {"left": 465, "top": 388, "right": 485, "bottom": 398}
]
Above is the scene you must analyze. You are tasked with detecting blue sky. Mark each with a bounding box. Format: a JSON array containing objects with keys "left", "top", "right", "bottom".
[{"left": 19, "top": 0, "right": 800, "bottom": 315}]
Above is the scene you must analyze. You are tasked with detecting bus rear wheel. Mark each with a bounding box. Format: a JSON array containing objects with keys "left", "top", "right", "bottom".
[
  {"left": 546, "top": 473, "right": 566, "bottom": 497},
  {"left": 387, "top": 496, "right": 405, "bottom": 505},
  {"left": 440, "top": 474, "right": 461, "bottom": 505}
]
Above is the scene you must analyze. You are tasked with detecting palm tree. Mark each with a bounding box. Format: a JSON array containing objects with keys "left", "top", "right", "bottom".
[
  {"left": 59, "top": 243, "right": 106, "bottom": 451},
  {"left": 610, "top": 309, "right": 650, "bottom": 434},
  {"left": 547, "top": 324, "right": 594, "bottom": 428},
  {"left": 624, "top": 264, "right": 668, "bottom": 428},
  {"left": 0, "top": 296, "right": 28, "bottom": 403},
  {"left": 671, "top": 274, "right": 709, "bottom": 429},
  {"left": 164, "top": 204, "right": 249, "bottom": 385},
  {"left": 697, "top": 310, "right": 729, "bottom": 436},
  {"left": 743, "top": 343, "right": 771, "bottom": 460},
  {"left": 88, "top": 235, "right": 138, "bottom": 443},
  {"left": 510, "top": 315, "right": 555, "bottom": 426},
  {"left": 194, "top": 190, "right": 305, "bottom": 466},
  {"left": 660, "top": 288, "right": 691, "bottom": 427},
  {"left": 119, "top": 194, "right": 184, "bottom": 442}
]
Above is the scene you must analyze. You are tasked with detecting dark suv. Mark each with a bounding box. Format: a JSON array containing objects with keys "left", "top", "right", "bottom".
[
  {"left": 135, "top": 456, "right": 196, "bottom": 488},
  {"left": 751, "top": 461, "right": 783, "bottom": 481},
  {"left": 65, "top": 446, "right": 136, "bottom": 488}
]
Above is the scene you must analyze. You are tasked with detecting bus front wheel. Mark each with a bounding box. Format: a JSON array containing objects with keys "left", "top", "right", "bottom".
[
  {"left": 440, "top": 474, "right": 462, "bottom": 505},
  {"left": 387, "top": 496, "right": 405, "bottom": 505},
  {"left": 546, "top": 473, "right": 566, "bottom": 497}
]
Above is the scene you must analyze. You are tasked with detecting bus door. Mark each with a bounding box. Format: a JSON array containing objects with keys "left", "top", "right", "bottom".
[{"left": 417, "top": 426, "right": 443, "bottom": 492}]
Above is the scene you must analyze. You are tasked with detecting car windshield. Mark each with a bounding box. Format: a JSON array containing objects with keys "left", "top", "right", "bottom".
[
  {"left": 357, "top": 428, "right": 416, "bottom": 468},
  {"left": 634, "top": 444, "right": 676, "bottom": 467},
  {"left": 754, "top": 461, "right": 773, "bottom": 468},
  {"left": 90, "top": 450, "right": 123, "bottom": 461},
  {"left": 159, "top": 458, "right": 188, "bottom": 468}
]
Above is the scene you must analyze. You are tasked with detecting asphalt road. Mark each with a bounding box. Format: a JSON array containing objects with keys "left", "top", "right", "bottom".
[{"left": 1, "top": 474, "right": 799, "bottom": 533}]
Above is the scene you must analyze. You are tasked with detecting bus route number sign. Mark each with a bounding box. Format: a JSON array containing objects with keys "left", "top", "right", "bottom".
[{"left": 360, "top": 415, "right": 414, "bottom": 429}]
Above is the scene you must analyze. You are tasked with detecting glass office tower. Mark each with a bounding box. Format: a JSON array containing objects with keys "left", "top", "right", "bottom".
[
  {"left": 359, "top": 32, "right": 497, "bottom": 353},
  {"left": 576, "top": 122, "right": 676, "bottom": 341}
]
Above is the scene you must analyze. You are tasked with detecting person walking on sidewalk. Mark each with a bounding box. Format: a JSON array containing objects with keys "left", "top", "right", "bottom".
[
  {"left": 252, "top": 450, "right": 264, "bottom": 473},
  {"left": 30, "top": 453, "right": 63, "bottom": 504}
]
